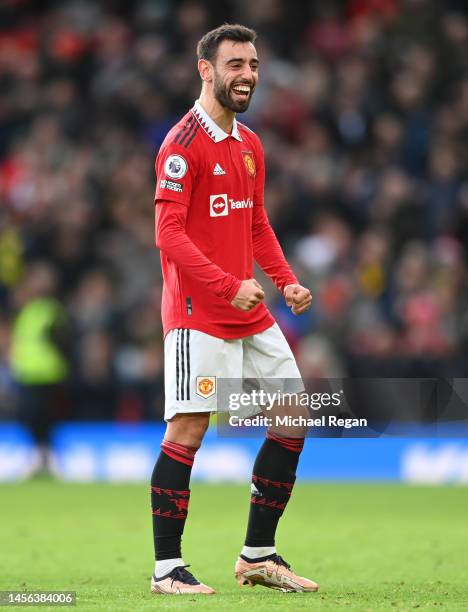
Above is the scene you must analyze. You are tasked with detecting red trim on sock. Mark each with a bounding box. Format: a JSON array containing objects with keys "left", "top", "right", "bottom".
[
  {"left": 250, "top": 495, "right": 287, "bottom": 510},
  {"left": 162, "top": 440, "right": 197, "bottom": 456},
  {"left": 266, "top": 432, "right": 304, "bottom": 453},
  {"left": 151, "top": 508, "right": 187, "bottom": 519},
  {"left": 161, "top": 440, "right": 197, "bottom": 466},
  {"left": 150, "top": 486, "right": 190, "bottom": 496},
  {"left": 160, "top": 448, "right": 193, "bottom": 466},
  {"left": 252, "top": 474, "right": 293, "bottom": 491}
]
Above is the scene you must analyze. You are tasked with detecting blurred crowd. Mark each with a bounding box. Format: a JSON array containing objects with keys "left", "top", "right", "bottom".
[{"left": 1, "top": 0, "right": 468, "bottom": 432}]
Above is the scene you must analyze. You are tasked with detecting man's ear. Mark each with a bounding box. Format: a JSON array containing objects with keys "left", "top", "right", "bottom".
[{"left": 198, "top": 58, "right": 214, "bottom": 83}]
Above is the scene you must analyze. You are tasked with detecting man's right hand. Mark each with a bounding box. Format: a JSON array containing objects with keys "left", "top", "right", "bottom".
[{"left": 231, "top": 279, "right": 265, "bottom": 311}]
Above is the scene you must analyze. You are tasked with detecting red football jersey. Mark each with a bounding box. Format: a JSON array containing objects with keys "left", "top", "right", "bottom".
[{"left": 154, "top": 100, "right": 298, "bottom": 339}]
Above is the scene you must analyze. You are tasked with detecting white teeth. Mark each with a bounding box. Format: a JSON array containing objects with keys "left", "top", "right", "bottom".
[{"left": 232, "top": 85, "right": 250, "bottom": 94}]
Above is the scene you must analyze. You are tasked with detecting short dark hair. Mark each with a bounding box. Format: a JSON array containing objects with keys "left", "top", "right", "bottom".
[{"left": 197, "top": 24, "right": 257, "bottom": 63}]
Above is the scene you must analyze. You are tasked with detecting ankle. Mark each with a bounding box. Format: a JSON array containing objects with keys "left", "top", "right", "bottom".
[
  {"left": 154, "top": 558, "right": 184, "bottom": 578},
  {"left": 241, "top": 545, "right": 276, "bottom": 560}
]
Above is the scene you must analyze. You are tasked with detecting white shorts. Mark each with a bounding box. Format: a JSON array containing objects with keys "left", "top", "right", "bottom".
[{"left": 163, "top": 323, "right": 303, "bottom": 421}]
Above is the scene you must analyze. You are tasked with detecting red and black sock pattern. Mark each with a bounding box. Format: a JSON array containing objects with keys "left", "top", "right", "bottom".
[
  {"left": 151, "top": 487, "right": 191, "bottom": 520},
  {"left": 245, "top": 434, "right": 305, "bottom": 548},
  {"left": 250, "top": 474, "right": 293, "bottom": 511},
  {"left": 266, "top": 431, "right": 305, "bottom": 453},
  {"left": 151, "top": 439, "right": 197, "bottom": 560}
]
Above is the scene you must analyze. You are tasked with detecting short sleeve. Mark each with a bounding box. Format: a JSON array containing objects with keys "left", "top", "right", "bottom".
[{"left": 154, "top": 141, "right": 197, "bottom": 207}]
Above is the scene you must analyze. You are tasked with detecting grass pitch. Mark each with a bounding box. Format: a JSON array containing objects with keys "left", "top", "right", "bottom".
[{"left": 1, "top": 480, "right": 467, "bottom": 610}]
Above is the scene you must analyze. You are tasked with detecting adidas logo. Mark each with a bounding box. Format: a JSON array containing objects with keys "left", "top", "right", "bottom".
[
  {"left": 251, "top": 483, "right": 261, "bottom": 496},
  {"left": 213, "top": 163, "right": 226, "bottom": 175}
]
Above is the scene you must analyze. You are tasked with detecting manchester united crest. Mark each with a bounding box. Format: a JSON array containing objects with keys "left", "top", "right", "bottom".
[
  {"left": 242, "top": 151, "right": 256, "bottom": 177},
  {"left": 196, "top": 376, "right": 216, "bottom": 398}
]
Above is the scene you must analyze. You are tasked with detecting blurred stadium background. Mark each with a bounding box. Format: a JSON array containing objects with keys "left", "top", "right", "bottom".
[{"left": 1, "top": 0, "right": 468, "bottom": 484}]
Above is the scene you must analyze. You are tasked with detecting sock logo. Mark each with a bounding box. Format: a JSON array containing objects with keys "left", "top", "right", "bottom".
[
  {"left": 251, "top": 483, "right": 262, "bottom": 496},
  {"left": 170, "top": 497, "right": 190, "bottom": 512},
  {"left": 151, "top": 487, "right": 191, "bottom": 519}
]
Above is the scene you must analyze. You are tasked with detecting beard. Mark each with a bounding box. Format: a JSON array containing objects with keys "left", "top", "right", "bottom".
[{"left": 213, "top": 71, "right": 254, "bottom": 113}]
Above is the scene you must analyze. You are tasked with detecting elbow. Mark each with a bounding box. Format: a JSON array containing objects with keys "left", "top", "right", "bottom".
[
  {"left": 155, "top": 219, "right": 169, "bottom": 251},
  {"left": 155, "top": 231, "right": 168, "bottom": 252},
  {"left": 155, "top": 202, "right": 186, "bottom": 252},
  {"left": 155, "top": 229, "right": 163, "bottom": 250},
  {"left": 155, "top": 225, "right": 178, "bottom": 254}
]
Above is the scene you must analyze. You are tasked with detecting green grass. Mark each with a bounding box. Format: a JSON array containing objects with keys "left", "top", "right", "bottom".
[{"left": 1, "top": 481, "right": 468, "bottom": 610}]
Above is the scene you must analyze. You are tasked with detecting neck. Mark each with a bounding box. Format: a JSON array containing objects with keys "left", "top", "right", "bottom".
[{"left": 198, "top": 90, "right": 235, "bottom": 134}]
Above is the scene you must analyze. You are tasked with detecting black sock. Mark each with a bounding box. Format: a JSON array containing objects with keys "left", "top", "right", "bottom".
[
  {"left": 244, "top": 432, "right": 304, "bottom": 549},
  {"left": 151, "top": 439, "right": 196, "bottom": 561}
]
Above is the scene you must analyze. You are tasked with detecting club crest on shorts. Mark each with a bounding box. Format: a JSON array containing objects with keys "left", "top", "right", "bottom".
[
  {"left": 196, "top": 376, "right": 216, "bottom": 398},
  {"left": 242, "top": 151, "right": 256, "bottom": 177}
]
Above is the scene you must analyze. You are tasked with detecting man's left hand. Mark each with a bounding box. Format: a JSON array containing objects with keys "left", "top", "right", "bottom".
[{"left": 284, "top": 284, "right": 312, "bottom": 315}]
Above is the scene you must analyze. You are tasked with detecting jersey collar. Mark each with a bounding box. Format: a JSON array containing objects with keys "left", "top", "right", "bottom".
[{"left": 192, "top": 100, "right": 243, "bottom": 143}]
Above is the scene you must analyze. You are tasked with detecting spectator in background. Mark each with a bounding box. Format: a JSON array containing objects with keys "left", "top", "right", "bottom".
[{"left": 10, "top": 262, "right": 70, "bottom": 452}]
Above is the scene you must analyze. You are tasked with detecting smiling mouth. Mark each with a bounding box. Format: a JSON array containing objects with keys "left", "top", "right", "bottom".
[{"left": 231, "top": 84, "right": 252, "bottom": 98}]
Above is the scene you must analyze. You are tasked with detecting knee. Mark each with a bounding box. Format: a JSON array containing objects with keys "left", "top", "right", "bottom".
[{"left": 165, "top": 413, "right": 210, "bottom": 450}]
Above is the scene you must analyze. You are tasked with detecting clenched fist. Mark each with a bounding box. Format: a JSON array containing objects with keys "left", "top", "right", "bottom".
[
  {"left": 231, "top": 279, "right": 265, "bottom": 311},
  {"left": 284, "top": 284, "right": 312, "bottom": 315}
]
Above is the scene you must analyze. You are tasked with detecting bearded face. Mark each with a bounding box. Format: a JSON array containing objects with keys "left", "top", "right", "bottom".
[{"left": 213, "top": 66, "right": 256, "bottom": 113}]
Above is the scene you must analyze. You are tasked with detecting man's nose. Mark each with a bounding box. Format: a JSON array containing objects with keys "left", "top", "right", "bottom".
[{"left": 241, "top": 65, "right": 254, "bottom": 83}]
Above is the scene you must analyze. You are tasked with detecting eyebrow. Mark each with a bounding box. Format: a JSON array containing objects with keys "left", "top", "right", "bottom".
[{"left": 225, "top": 57, "right": 259, "bottom": 65}]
